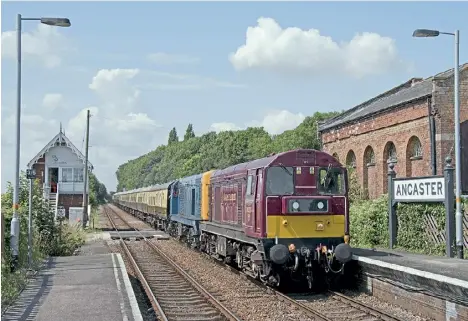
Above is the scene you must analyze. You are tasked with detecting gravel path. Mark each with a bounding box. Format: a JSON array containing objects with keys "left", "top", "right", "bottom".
[{"left": 97, "top": 205, "right": 114, "bottom": 230}]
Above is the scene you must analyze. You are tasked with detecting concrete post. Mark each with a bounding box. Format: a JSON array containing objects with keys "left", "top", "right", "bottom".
[
  {"left": 444, "top": 156, "right": 456, "bottom": 257},
  {"left": 388, "top": 162, "right": 397, "bottom": 248}
]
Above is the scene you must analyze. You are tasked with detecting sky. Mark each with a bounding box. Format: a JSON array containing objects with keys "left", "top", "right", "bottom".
[{"left": 1, "top": 1, "right": 468, "bottom": 193}]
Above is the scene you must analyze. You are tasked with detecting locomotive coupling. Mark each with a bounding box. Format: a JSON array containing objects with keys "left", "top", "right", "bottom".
[{"left": 334, "top": 243, "right": 352, "bottom": 263}]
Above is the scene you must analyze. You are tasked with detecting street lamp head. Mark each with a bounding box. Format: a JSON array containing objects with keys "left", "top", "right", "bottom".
[
  {"left": 40, "top": 17, "right": 71, "bottom": 27},
  {"left": 413, "top": 29, "right": 440, "bottom": 37}
]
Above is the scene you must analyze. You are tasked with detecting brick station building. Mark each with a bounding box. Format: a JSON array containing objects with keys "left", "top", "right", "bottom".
[{"left": 318, "top": 63, "right": 468, "bottom": 199}]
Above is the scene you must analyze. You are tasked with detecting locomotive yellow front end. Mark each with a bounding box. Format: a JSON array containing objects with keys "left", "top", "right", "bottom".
[{"left": 263, "top": 151, "right": 352, "bottom": 289}]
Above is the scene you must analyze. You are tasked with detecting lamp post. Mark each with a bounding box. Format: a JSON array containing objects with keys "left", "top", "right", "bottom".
[
  {"left": 26, "top": 168, "right": 36, "bottom": 269},
  {"left": 413, "top": 28, "right": 463, "bottom": 259},
  {"left": 10, "top": 14, "right": 71, "bottom": 271}
]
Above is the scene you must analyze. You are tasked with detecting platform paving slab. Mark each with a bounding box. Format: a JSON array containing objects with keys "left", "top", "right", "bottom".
[
  {"left": 1, "top": 253, "right": 143, "bottom": 321},
  {"left": 352, "top": 247, "right": 468, "bottom": 282}
]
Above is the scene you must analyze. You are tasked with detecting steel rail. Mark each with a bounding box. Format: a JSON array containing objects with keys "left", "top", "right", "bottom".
[
  {"left": 327, "top": 290, "right": 403, "bottom": 321},
  {"left": 111, "top": 204, "right": 405, "bottom": 321},
  {"left": 104, "top": 205, "right": 243, "bottom": 321},
  {"left": 103, "top": 206, "right": 168, "bottom": 321}
]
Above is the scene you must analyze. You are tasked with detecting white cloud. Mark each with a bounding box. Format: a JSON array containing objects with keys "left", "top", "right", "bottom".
[
  {"left": 42, "top": 93, "right": 64, "bottom": 109},
  {"left": 147, "top": 52, "right": 200, "bottom": 65},
  {"left": 140, "top": 70, "right": 246, "bottom": 91},
  {"left": 210, "top": 110, "right": 305, "bottom": 135},
  {"left": 1, "top": 24, "right": 71, "bottom": 68},
  {"left": 250, "top": 110, "right": 306, "bottom": 135},
  {"left": 229, "top": 17, "right": 402, "bottom": 78},
  {"left": 89, "top": 68, "right": 141, "bottom": 113},
  {"left": 210, "top": 122, "right": 243, "bottom": 133},
  {"left": 1, "top": 65, "right": 245, "bottom": 192},
  {"left": 64, "top": 68, "right": 162, "bottom": 191}
]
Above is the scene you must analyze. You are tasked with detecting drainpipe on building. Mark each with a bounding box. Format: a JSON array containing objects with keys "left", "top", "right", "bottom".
[{"left": 428, "top": 97, "right": 437, "bottom": 175}]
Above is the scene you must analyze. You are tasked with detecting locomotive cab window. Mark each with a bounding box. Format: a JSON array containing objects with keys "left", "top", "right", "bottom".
[
  {"left": 266, "top": 166, "right": 294, "bottom": 196},
  {"left": 318, "top": 167, "right": 345, "bottom": 195}
]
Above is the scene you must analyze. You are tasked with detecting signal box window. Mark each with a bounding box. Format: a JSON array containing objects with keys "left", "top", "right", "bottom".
[
  {"left": 318, "top": 167, "right": 345, "bottom": 195},
  {"left": 61, "top": 168, "right": 73, "bottom": 182},
  {"left": 74, "top": 168, "right": 84, "bottom": 182}
]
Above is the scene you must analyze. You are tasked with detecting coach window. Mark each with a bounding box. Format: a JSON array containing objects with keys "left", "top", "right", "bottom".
[{"left": 246, "top": 175, "right": 253, "bottom": 196}]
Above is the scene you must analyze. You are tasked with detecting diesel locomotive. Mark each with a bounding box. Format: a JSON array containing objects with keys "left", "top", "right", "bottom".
[{"left": 113, "top": 149, "right": 352, "bottom": 289}]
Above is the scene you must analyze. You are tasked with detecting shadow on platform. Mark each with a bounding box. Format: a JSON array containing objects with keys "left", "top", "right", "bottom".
[{"left": 2, "top": 259, "right": 56, "bottom": 321}]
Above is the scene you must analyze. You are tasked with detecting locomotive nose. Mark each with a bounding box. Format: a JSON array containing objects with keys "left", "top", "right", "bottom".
[{"left": 334, "top": 243, "right": 352, "bottom": 263}]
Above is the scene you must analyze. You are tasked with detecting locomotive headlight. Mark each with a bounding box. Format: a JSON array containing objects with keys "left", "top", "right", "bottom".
[
  {"left": 317, "top": 201, "right": 325, "bottom": 210},
  {"left": 292, "top": 201, "right": 300, "bottom": 210}
]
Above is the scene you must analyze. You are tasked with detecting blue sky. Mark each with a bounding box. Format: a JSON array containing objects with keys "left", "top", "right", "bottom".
[{"left": 2, "top": 1, "right": 468, "bottom": 192}]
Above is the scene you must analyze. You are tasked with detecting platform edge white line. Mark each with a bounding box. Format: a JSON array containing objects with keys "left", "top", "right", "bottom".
[
  {"left": 116, "top": 252, "right": 144, "bottom": 321},
  {"left": 352, "top": 254, "right": 468, "bottom": 289},
  {"left": 111, "top": 253, "right": 129, "bottom": 321}
]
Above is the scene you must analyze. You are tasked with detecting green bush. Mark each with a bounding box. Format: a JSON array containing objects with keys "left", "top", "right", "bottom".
[
  {"left": 349, "top": 194, "right": 449, "bottom": 256},
  {"left": 1, "top": 172, "right": 86, "bottom": 308},
  {"left": 347, "top": 165, "right": 451, "bottom": 256},
  {"left": 396, "top": 202, "right": 445, "bottom": 255},
  {"left": 349, "top": 194, "right": 389, "bottom": 248}
]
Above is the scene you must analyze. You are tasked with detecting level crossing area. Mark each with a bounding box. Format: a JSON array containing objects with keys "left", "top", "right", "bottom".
[{"left": 1, "top": 204, "right": 466, "bottom": 321}]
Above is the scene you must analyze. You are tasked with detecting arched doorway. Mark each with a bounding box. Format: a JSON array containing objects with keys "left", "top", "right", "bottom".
[
  {"left": 382, "top": 141, "right": 398, "bottom": 193},
  {"left": 363, "top": 146, "right": 375, "bottom": 199}
]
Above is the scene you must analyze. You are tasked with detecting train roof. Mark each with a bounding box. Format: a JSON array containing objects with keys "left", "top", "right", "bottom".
[
  {"left": 211, "top": 149, "right": 341, "bottom": 179},
  {"left": 114, "top": 181, "right": 174, "bottom": 196},
  {"left": 114, "top": 150, "right": 341, "bottom": 196},
  {"left": 177, "top": 172, "right": 203, "bottom": 184}
]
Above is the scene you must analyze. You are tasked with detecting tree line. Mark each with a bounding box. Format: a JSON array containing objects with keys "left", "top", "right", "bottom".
[{"left": 115, "top": 112, "right": 341, "bottom": 191}]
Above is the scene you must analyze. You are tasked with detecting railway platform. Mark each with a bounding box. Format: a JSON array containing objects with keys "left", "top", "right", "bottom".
[
  {"left": 351, "top": 247, "right": 468, "bottom": 321},
  {"left": 1, "top": 252, "right": 143, "bottom": 321}
]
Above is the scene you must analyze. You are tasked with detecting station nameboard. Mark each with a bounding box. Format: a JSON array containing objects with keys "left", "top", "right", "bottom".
[{"left": 393, "top": 176, "right": 445, "bottom": 202}]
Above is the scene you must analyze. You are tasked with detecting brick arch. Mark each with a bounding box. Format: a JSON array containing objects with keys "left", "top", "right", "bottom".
[
  {"left": 382, "top": 141, "right": 398, "bottom": 193},
  {"left": 363, "top": 146, "right": 376, "bottom": 199},
  {"left": 346, "top": 150, "right": 356, "bottom": 168},
  {"left": 406, "top": 135, "right": 423, "bottom": 177}
]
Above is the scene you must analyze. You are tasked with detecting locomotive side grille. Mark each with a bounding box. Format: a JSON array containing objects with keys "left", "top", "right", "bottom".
[{"left": 237, "top": 181, "right": 243, "bottom": 226}]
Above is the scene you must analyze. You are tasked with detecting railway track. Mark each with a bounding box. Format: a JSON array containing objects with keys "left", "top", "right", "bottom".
[
  {"left": 103, "top": 205, "right": 242, "bottom": 321},
  {"left": 289, "top": 291, "right": 404, "bottom": 321},
  {"left": 107, "top": 205, "right": 405, "bottom": 321},
  {"left": 209, "top": 257, "right": 404, "bottom": 321}
]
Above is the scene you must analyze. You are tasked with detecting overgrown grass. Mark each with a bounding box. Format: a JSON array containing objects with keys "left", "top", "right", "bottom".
[{"left": 87, "top": 206, "right": 102, "bottom": 232}]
